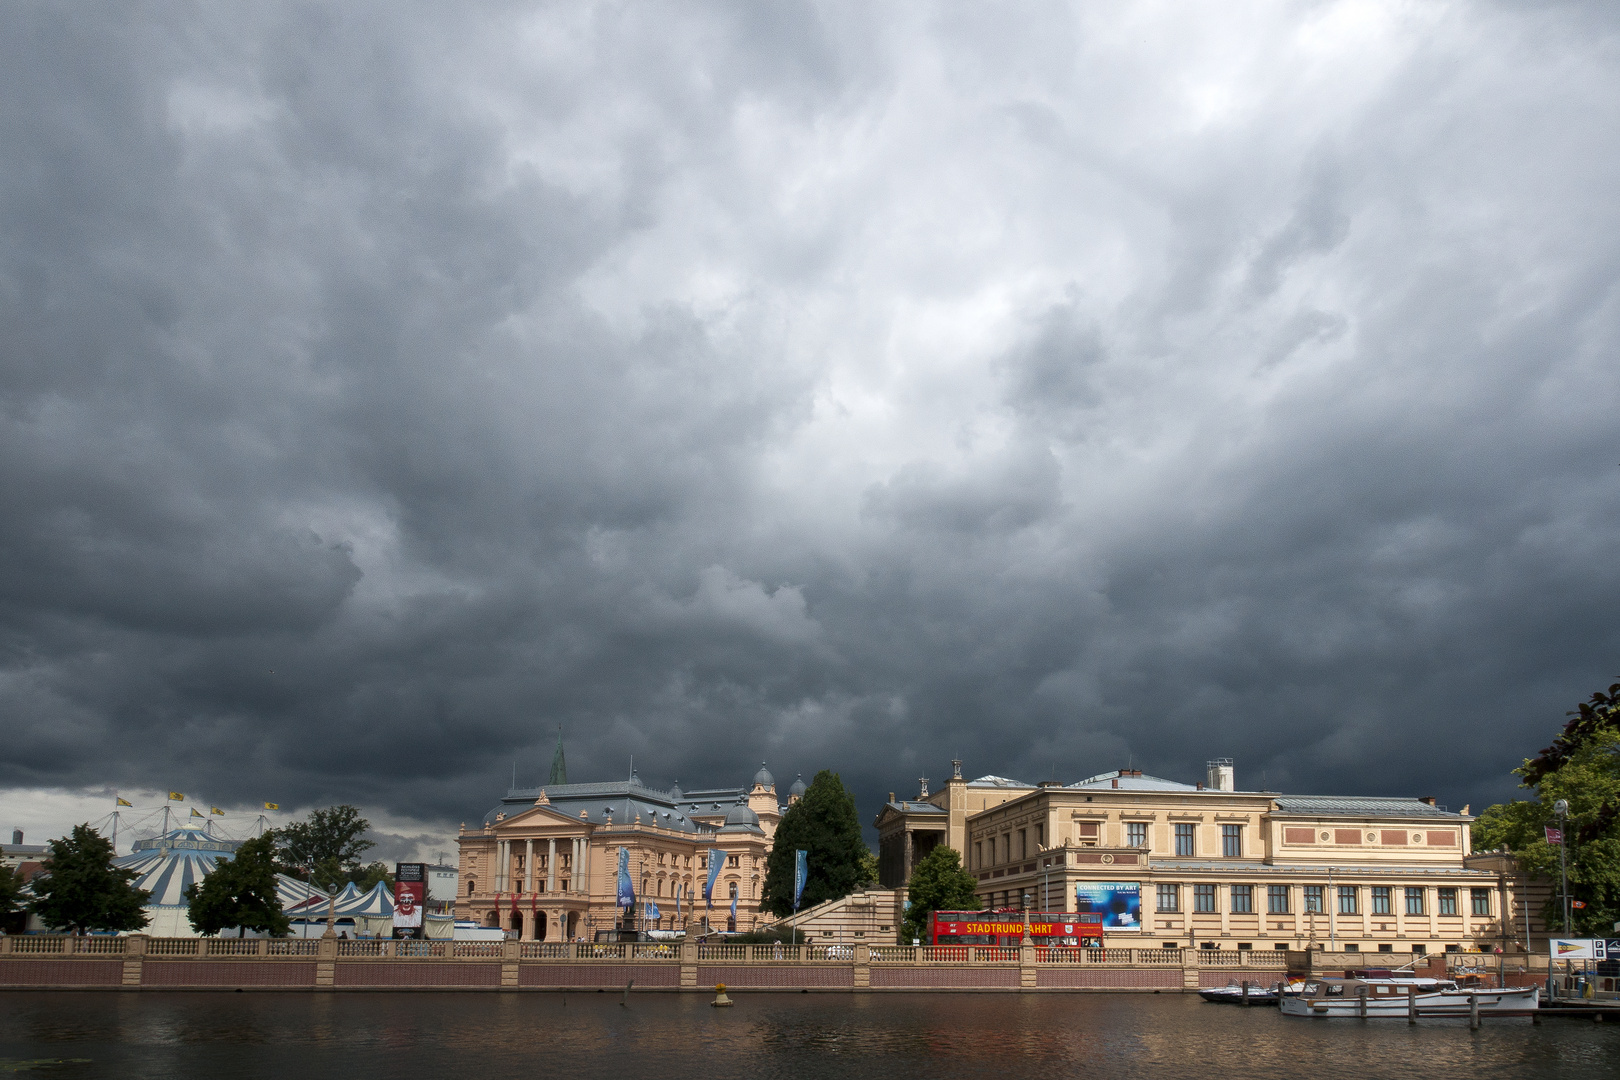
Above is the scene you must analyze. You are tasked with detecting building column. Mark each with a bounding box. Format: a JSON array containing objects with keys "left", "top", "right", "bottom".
[
  {"left": 902, "top": 828, "right": 914, "bottom": 885},
  {"left": 520, "top": 906, "right": 534, "bottom": 941},
  {"left": 525, "top": 839, "right": 535, "bottom": 894},
  {"left": 497, "top": 840, "right": 508, "bottom": 892},
  {"left": 548, "top": 838, "right": 558, "bottom": 893}
]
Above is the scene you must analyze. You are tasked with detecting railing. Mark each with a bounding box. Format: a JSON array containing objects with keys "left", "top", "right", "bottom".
[
  {"left": 203, "top": 939, "right": 260, "bottom": 956},
  {"left": 337, "top": 940, "right": 385, "bottom": 957},
  {"left": 697, "top": 944, "right": 746, "bottom": 960},
  {"left": 581, "top": 944, "right": 627, "bottom": 959},
  {"left": 395, "top": 940, "right": 447, "bottom": 958},
  {"left": 266, "top": 940, "right": 321, "bottom": 956},
  {"left": 147, "top": 939, "right": 199, "bottom": 955},
  {"left": 868, "top": 946, "right": 915, "bottom": 962},
  {"left": 1136, "top": 948, "right": 1185, "bottom": 964},
  {"left": 630, "top": 944, "right": 679, "bottom": 960},
  {"left": 518, "top": 942, "right": 571, "bottom": 959},
  {"left": 453, "top": 941, "right": 506, "bottom": 958},
  {"left": 1197, "top": 950, "right": 1286, "bottom": 967},
  {"left": 76, "top": 937, "right": 127, "bottom": 954},
  {"left": 9, "top": 936, "right": 66, "bottom": 954}
]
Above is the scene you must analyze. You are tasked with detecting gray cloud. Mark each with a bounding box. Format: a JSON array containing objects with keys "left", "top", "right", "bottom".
[{"left": 3, "top": 1, "right": 1620, "bottom": 843}]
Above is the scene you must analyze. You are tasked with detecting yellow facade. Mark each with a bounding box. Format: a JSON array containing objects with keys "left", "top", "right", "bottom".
[{"left": 959, "top": 766, "right": 1547, "bottom": 956}]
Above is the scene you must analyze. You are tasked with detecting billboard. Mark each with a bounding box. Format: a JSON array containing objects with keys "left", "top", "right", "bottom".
[
  {"left": 394, "top": 863, "right": 427, "bottom": 936},
  {"left": 1075, "top": 881, "right": 1141, "bottom": 930}
]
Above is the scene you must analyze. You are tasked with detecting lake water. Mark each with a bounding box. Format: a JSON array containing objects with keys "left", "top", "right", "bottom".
[{"left": 1, "top": 992, "right": 1615, "bottom": 1080}]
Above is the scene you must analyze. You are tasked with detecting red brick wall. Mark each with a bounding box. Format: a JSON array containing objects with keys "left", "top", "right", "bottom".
[
  {"left": 699, "top": 965, "right": 854, "bottom": 988},
  {"left": 1038, "top": 969, "right": 1180, "bottom": 988},
  {"left": 335, "top": 963, "right": 501, "bottom": 987},
  {"left": 518, "top": 964, "right": 680, "bottom": 987},
  {"left": 0, "top": 960, "right": 123, "bottom": 986},
  {"left": 143, "top": 961, "right": 317, "bottom": 986},
  {"left": 869, "top": 967, "right": 1020, "bottom": 988}
]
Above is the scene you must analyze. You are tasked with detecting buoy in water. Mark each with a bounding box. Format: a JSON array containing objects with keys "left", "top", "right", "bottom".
[{"left": 711, "top": 983, "right": 733, "bottom": 1007}]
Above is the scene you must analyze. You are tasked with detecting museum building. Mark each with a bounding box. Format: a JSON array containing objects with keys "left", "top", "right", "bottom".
[{"left": 455, "top": 741, "right": 804, "bottom": 940}]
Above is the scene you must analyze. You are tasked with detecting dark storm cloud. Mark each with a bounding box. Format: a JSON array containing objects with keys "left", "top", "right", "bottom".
[{"left": 3, "top": 1, "right": 1620, "bottom": 843}]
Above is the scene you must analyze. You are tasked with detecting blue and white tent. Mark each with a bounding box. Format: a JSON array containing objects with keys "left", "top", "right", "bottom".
[
  {"left": 108, "top": 821, "right": 330, "bottom": 937},
  {"left": 112, "top": 822, "right": 241, "bottom": 937}
]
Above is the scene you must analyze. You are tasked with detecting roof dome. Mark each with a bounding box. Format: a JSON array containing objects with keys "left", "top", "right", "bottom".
[
  {"left": 753, "top": 762, "right": 775, "bottom": 789},
  {"left": 789, "top": 773, "right": 806, "bottom": 797},
  {"left": 669, "top": 781, "right": 683, "bottom": 801},
  {"left": 724, "top": 799, "right": 760, "bottom": 826}
]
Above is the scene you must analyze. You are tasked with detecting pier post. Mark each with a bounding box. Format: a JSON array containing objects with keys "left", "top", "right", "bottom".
[
  {"left": 1357, "top": 985, "right": 1367, "bottom": 1018},
  {"left": 1407, "top": 985, "right": 1416, "bottom": 1024},
  {"left": 1469, "top": 993, "right": 1480, "bottom": 1029},
  {"left": 1240, "top": 980, "right": 1250, "bottom": 1006}
]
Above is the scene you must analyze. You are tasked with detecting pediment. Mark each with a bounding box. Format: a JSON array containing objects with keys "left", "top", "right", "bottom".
[{"left": 495, "top": 804, "right": 591, "bottom": 831}]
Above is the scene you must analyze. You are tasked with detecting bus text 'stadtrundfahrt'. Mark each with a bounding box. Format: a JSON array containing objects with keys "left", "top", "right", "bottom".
[{"left": 929, "top": 910, "right": 1104, "bottom": 948}]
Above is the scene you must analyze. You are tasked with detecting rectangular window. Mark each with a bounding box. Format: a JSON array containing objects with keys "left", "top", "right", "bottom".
[
  {"left": 1438, "top": 888, "right": 1457, "bottom": 916},
  {"left": 1371, "top": 887, "right": 1392, "bottom": 915},
  {"left": 1126, "top": 822, "right": 1148, "bottom": 848},
  {"left": 1338, "top": 886, "right": 1358, "bottom": 915},
  {"left": 1230, "top": 885, "right": 1253, "bottom": 914},
  {"left": 1193, "top": 884, "right": 1217, "bottom": 913},
  {"left": 1267, "top": 885, "right": 1290, "bottom": 914},
  {"left": 974, "top": 842, "right": 982, "bottom": 869},
  {"left": 1303, "top": 885, "right": 1324, "bottom": 913},
  {"left": 1157, "top": 884, "right": 1180, "bottom": 913},
  {"left": 1018, "top": 830, "right": 1026, "bottom": 860},
  {"left": 1221, "top": 824, "right": 1243, "bottom": 858},
  {"left": 1405, "top": 887, "right": 1425, "bottom": 915},
  {"left": 1175, "top": 824, "right": 1195, "bottom": 857},
  {"left": 1035, "top": 823, "right": 1044, "bottom": 848},
  {"left": 1470, "top": 888, "right": 1492, "bottom": 917}
]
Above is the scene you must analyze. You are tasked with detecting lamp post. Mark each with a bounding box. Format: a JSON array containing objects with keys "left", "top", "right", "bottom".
[{"left": 1554, "top": 799, "right": 1571, "bottom": 935}]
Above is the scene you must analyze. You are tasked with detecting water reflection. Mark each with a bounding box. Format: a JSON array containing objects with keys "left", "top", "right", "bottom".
[{"left": 0, "top": 992, "right": 1615, "bottom": 1080}]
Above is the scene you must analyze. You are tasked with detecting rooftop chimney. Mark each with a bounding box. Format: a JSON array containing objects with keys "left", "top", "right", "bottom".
[
  {"left": 1206, "top": 758, "right": 1234, "bottom": 792},
  {"left": 1111, "top": 777, "right": 1119, "bottom": 789},
  {"left": 1419, "top": 796, "right": 1437, "bottom": 807}
]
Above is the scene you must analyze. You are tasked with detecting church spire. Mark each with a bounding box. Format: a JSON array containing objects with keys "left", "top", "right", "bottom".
[{"left": 548, "top": 726, "right": 568, "bottom": 786}]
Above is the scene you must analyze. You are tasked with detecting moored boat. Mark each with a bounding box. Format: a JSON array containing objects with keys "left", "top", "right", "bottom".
[
  {"left": 1280, "top": 975, "right": 1538, "bottom": 1018},
  {"left": 1198, "top": 978, "right": 1307, "bottom": 1005}
]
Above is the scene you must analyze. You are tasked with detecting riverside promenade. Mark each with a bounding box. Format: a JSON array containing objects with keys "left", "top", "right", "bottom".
[{"left": 0, "top": 935, "right": 1299, "bottom": 992}]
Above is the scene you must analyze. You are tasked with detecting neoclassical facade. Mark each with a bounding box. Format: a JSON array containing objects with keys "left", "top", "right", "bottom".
[
  {"left": 958, "top": 762, "right": 1549, "bottom": 955},
  {"left": 456, "top": 761, "right": 804, "bottom": 940}
]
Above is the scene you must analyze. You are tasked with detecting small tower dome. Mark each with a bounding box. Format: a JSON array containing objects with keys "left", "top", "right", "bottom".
[
  {"left": 753, "top": 762, "right": 775, "bottom": 789},
  {"left": 789, "top": 773, "right": 807, "bottom": 799}
]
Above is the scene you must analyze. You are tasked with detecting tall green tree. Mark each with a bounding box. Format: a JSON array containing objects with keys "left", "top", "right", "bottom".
[
  {"left": 349, "top": 861, "right": 394, "bottom": 893},
  {"left": 275, "top": 806, "right": 374, "bottom": 891},
  {"left": 27, "top": 824, "right": 150, "bottom": 934},
  {"left": 185, "top": 835, "right": 291, "bottom": 937},
  {"left": 901, "top": 846, "right": 982, "bottom": 943},
  {"left": 1473, "top": 682, "right": 1620, "bottom": 936},
  {"left": 762, "top": 770, "right": 876, "bottom": 917},
  {"left": 0, "top": 863, "right": 23, "bottom": 915}
]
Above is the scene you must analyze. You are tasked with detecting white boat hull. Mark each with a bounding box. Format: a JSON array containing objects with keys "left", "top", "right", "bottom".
[{"left": 1281, "top": 987, "right": 1539, "bottom": 1018}]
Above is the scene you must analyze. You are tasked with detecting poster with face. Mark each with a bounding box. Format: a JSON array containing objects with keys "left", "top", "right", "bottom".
[{"left": 393, "top": 881, "right": 425, "bottom": 928}]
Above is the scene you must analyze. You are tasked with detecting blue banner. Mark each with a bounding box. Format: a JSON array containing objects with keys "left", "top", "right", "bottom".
[
  {"left": 676, "top": 883, "right": 682, "bottom": 921},
  {"left": 704, "top": 849, "right": 725, "bottom": 908},
  {"left": 1075, "top": 881, "right": 1141, "bottom": 930},
  {"left": 793, "top": 849, "right": 808, "bottom": 910},
  {"left": 616, "top": 847, "right": 635, "bottom": 908},
  {"left": 730, "top": 890, "right": 737, "bottom": 923},
  {"left": 645, "top": 900, "right": 661, "bottom": 921}
]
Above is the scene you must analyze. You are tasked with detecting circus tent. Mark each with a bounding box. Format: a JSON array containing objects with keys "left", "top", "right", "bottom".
[{"left": 110, "top": 820, "right": 330, "bottom": 937}]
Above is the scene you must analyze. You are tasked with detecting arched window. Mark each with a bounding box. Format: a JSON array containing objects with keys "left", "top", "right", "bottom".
[
  {"left": 467, "top": 877, "right": 476, "bottom": 895},
  {"left": 729, "top": 882, "right": 738, "bottom": 900}
]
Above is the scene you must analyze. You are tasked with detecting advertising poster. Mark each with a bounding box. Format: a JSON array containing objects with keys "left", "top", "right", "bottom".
[
  {"left": 394, "top": 862, "right": 427, "bottom": 936},
  {"left": 1075, "top": 881, "right": 1141, "bottom": 930}
]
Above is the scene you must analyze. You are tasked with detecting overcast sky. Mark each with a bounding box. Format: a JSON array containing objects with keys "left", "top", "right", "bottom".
[{"left": 4, "top": 1, "right": 1619, "bottom": 858}]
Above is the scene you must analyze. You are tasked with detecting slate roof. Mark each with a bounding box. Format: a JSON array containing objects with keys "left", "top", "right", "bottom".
[
  {"left": 1067, "top": 771, "right": 1200, "bottom": 792},
  {"left": 484, "top": 780, "right": 752, "bottom": 833},
  {"left": 884, "top": 801, "right": 947, "bottom": 814},
  {"left": 1270, "top": 796, "right": 1467, "bottom": 819}
]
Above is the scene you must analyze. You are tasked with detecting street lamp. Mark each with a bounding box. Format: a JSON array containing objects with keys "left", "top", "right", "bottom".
[{"left": 1554, "top": 799, "right": 1571, "bottom": 935}]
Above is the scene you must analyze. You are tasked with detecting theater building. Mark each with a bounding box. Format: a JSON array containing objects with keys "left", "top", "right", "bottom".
[
  {"left": 456, "top": 751, "right": 801, "bottom": 940},
  {"left": 936, "top": 760, "right": 1547, "bottom": 955},
  {"left": 873, "top": 762, "right": 1035, "bottom": 887}
]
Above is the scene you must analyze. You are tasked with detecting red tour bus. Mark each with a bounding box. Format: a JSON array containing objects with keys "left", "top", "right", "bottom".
[{"left": 930, "top": 910, "right": 1104, "bottom": 948}]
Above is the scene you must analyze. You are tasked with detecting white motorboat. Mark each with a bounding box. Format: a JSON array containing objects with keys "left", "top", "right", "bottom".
[{"left": 1280, "top": 975, "right": 1538, "bottom": 1018}]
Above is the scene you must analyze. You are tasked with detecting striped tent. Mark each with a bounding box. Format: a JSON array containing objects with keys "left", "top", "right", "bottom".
[
  {"left": 275, "top": 874, "right": 329, "bottom": 912},
  {"left": 112, "top": 822, "right": 242, "bottom": 937}
]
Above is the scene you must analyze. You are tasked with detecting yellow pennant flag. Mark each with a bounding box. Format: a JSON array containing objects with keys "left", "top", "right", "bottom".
[
  {"left": 116, "top": 797, "right": 133, "bottom": 807},
  {"left": 190, "top": 808, "right": 204, "bottom": 818},
  {"left": 211, "top": 807, "right": 224, "bottom": 816},
  {"left": 263, "top": 802, "right": 279, "bottom": 811},
  {"left": 169, "top": 792, "right": 185, "bottom": 801}
]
